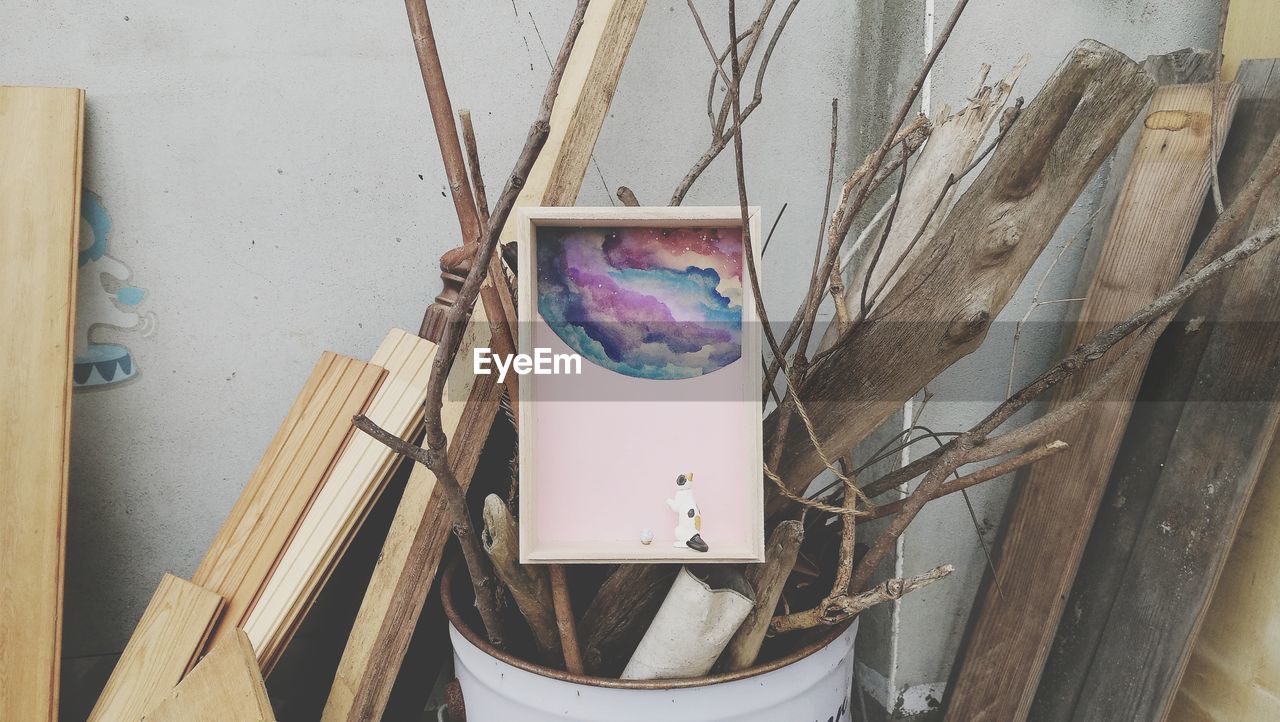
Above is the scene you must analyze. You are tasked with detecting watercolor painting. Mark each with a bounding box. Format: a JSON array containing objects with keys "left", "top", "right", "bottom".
[
  {"left": 518, "top": 208, "right": 764, "bottom": 564},
  {"left": 536, "top": 225, "right": 744, "bottom": 380}
]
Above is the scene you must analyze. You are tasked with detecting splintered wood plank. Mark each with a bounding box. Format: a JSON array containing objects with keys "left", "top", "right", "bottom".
[
  {"left": 0, "top": 84, "right": 84, "bottom": 722},
  {"left": 143, "top": 630, "right": 274, "bottom": 722},
  {"left": 321, "top": 4, "right": 645, "bottom": 719},
  {"left": 88, "top": 575, "right": 224, "bottom": 722},
  {"left": 1222, "top": 0, "right": 1280, "bottom": 81},
  {"left": 193, "top": 352, "right": 385, "bottom": 651},
  {"left": 1036, "top": 60, "right": 1280, "bottom": 722},
  {"left": 945, "top": 82, "right": 1239, "bottom": 722},
  {"left": 243, "top": 329, "right": 438, "bottom": 671}
]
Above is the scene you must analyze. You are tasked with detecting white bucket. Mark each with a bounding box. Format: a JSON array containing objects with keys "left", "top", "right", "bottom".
[{"left": 447, "top": 611, "right": 858, "bottom": 722}]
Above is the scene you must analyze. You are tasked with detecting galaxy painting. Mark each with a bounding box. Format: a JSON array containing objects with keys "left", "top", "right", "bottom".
[{"left": 536, "top": 225, "right": 744, "bottom": 380}]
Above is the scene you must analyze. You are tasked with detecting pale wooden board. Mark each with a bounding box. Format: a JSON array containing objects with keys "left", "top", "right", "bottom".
[
  {"left": 193, "top": 352, "right": 385, "bottom": 651},
  {"left": 945, "top": 83, "right": 1239, "bottom": 722},
  {"left": 1223, "top": 0, "right": 1280, "bottom": 81},
  {"left": 0, "top": 84, "right": 84, "bottom": 722},
  {"left": 1035, "top": 59, "right": 1280, "bottom": 722},
  {"left": 242, "top": 329, "right": 437, "bottom": 670},
  {"left": 143, "top": 630, "right": 274, "bottom": 722},
  {"left": 88, "top": 574, "right": 224, "bottom": 722},
  {"left": 321, "top": 4, "right": 646, "bottom": 719}
]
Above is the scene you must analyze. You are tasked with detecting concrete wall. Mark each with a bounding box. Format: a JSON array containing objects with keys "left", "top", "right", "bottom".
[{"left": 0, "top": 0, "right": 1216, "bottom": 715}]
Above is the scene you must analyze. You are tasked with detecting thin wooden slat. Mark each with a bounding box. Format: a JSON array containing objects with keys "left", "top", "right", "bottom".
[
  {"left": 242, "top": 329, "right": 438, "bottom": 670},
  {"left": 143, "top": 630, "right": 274, "bottom": 722},
  {"left": 88, "top": 575, "right": 224, "bottom": 722},
  {"left": 945, "top": 82, "right": 1239, "bottom": 722},
  {"left": 321, "top": 4, "right": 646, "bottom": 718},
  {"left": 1222, "top": 0, "right": 1280, "bottom": 81},
  {"left": 194, "top": 352, "right": 385, "bottom": 651},
  {"left": 0, "top": 84, "right": 84, "bottom": 722},
  {"left": 1036, "top": 59, "right": 1280, "bottom": 722}
]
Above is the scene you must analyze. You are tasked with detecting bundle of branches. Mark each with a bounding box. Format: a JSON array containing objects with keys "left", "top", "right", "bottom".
[{"left": 356, "top": 0, "right": 1280, "bottom": 681}]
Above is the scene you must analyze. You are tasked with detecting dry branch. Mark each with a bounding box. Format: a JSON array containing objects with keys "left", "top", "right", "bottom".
[
  {"left": 480, "top": 495, "right": 560, "bottom": 665},
  {"left": 550, "top": 565, "right": 585, "bottom": 675},
  {"left": 579, "top": 565, "right": 680, "bottom": 676},
  {"left": 766, "top": 41, "right": 1156, "bottom": 510},
  {"left": 721, "top": 520, "right": 804, "bottom": 670},
  {"left": 771, "top": 564, "right": 954, "bottom": 633}
]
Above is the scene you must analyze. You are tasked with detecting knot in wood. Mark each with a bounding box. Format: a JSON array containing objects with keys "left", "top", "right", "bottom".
[
  {"left": 981, "top": 214, "right": 1022, "bottom": 263},
  {"left": 945, "top": 306, "right": 992, "bottom": 345}
]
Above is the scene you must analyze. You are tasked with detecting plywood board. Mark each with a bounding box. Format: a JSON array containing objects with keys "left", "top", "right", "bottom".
[
  {"left": 945, "top": 83, "right": 1239, "bottom": 722},
  {"left": 88, "top": 574, "right": 224, "bottom": 722},
  {"left": 0, "top": 84, "right": 84, "bottom": 722},
  {"left": 242, "top": 329, "right": 438, "bottom": 670},
  {"left": 1222, "top": 0, "right": 1280, "bottom": 81},
  {"left": 193, "top": 352, "right": 384, "bottom": 650},
  {"left": 143, "top": 630, "right": 274, "bottom": 722}
]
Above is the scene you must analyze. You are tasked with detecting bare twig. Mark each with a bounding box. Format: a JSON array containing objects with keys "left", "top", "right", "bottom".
[
  {"left": 549, "top": 565, "right": 584, "bottom": 675},
  {"left": 771, "top": 564, "right": 954, "bottom": 633},
  {"left": 616, "top": 185, "right": 641, "bottom": 207},
  {"left": 399, "top": 0, "right": 591, "bottom": 650},
  {"left": 1210, "top": 0, "right": 1232, "bottom": 213}
]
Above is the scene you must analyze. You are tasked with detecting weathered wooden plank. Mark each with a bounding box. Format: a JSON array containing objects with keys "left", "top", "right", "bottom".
[
  {"left": 320, "top": 3, "right": 646, "bottom": 719},
  {"left": 88, "top": 575, "right": 224, "bottom": 722},
  {"left": 242, "top": 329, "right": 437, "bottom": 670},
  {"left": 194, "top": 352, "right": 385, "bottom": 651},
  {"left": 0, "top": 84, "right": 83, "bottom": 722},
  {"left": 768, "top": 40, "right": 1156, "bottom": 509},
  {"left": 1035, "top": 59, "right": 1280, "bottom": 722},
  {"left": 945, "top": 82, "right": 1239, "bottom": 722}
]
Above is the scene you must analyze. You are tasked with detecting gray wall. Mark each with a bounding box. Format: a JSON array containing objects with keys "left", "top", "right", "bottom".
[{"left": 1, "top": 0, "right": 1217, "bottom": 714}]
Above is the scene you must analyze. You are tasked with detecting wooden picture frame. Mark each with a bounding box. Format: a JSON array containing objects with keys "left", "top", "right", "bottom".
[{"left": 517, "top": 207, "right": 764, "bottom": 563}]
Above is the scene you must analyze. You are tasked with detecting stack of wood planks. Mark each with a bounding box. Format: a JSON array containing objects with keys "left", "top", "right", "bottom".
[
  {"left": 0, "top": 84, "right": 84, "bottom": 722},
  {"left": 947, "top": 74, "right": 1242, "bottom": 721}
]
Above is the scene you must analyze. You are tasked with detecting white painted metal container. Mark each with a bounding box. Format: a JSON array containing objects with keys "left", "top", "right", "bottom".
[{"left": 443, "top": 568, "right": 859, "bottom": 722}]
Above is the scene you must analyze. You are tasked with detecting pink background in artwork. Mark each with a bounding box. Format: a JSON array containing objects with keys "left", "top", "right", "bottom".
[{"left": 528, "top": 321, "right": 758, "bottom": 556}]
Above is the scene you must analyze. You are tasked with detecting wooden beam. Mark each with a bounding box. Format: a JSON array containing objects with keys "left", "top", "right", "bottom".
[
  {"left": 143, "top": 630, "right": 275, "bottom": 722},
  {"left": 321, "top": 3, "right": 646, "bottom": 718},
  {"left": 241, "top": 329, "right": 438, "bottom": 671},
  {"left": 767, "top": 40, "right": 1156, "bottom": 510},
  {"left": 1222, "top": 0, "right": 1280, "bottom": 81},
  {"left": 1040, "top": 58, "right": 1280, "bottom": 722},
  {"left": 194, "top": 352, "right": 385, "bottom": 651},
  {"left": 0, "top": 84, "right": 84, "bottom": 722},
  {"left": 88, "top": 575, "right": 224, "bottom": 722},
  {"left": 945, "top": 81, "right": 1240, "bottom": 722}
]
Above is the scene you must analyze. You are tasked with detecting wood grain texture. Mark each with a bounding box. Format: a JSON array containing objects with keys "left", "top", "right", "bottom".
[
  {"left": 1036, "top": 59, "right": 1280, "bottom": 722},
  {"left": 1222, "top": 0, "right": 1280, "bottom": 81},
  {"left": 0, "top": 84, "right": 84, "bottom": 722},
  {"left": 945, "top": 82, "right": 1239, "bottom": 722},
  {"left": 88, "top": 575, "right": 224, "bottom": 722},
  {"left": 144, "top": 630, "right": 274, "bottom": 722},
  {"left": 194, "top": 352, "right": 384, "bottom": 651},
  {"left": 766, "top": 41, "right": 1155, "bottom": 507},
  {"left": 242, "top": 329, "right": 438, "bottom": 671},
  {"left": 321, "top": 4, "right": 645, "bottom": 719}
]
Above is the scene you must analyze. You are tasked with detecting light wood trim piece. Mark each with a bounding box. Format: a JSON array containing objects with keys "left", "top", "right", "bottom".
[
  {"left": 0, "top": 84, "right": 84, "bottom": 722},
  {"left": 1222, "top": 0, "right": 1280, "bottom": 81},
  {"left": 143, "top": 630, "right": 274, "bottom": 722},
  {"left": 242, "top": 329, "right": 437, "bottom": 671},
  {"left": 194, "top": 352, "right": 385, "bottom": 651},
  {"left": 946, "top": 82, "right": 1240, "bottom": 722},
  {"left": 88, "top": 575, "right": 224, "bottom": 722}
]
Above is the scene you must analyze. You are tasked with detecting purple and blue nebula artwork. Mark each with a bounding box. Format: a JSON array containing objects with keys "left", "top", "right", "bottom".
[{"left": 536, "top": 225, "right": 744, "bottom": 380}]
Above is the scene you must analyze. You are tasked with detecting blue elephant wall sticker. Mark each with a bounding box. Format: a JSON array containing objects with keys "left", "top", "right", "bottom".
[{"left": 74, "top": 190, "right": 154, "bottom": 389}]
